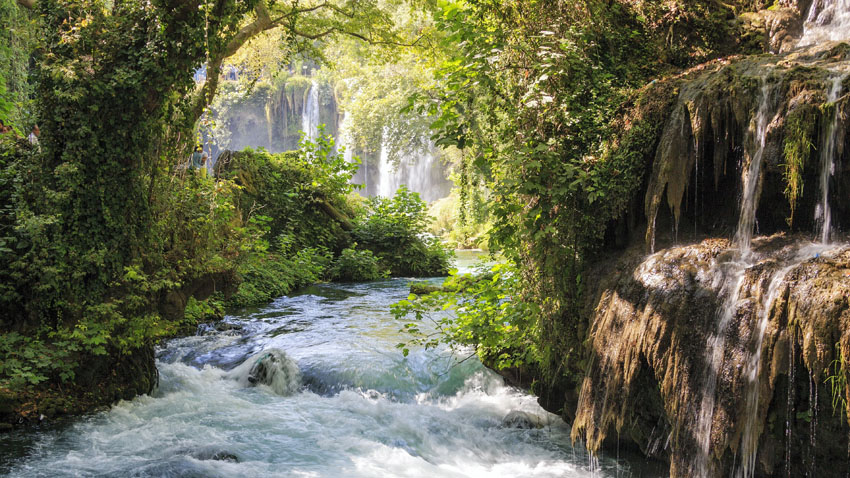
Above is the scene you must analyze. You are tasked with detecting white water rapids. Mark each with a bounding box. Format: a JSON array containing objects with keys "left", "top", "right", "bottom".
[{"left": 0, "top": 256, "right": 658, "bottom": 478}]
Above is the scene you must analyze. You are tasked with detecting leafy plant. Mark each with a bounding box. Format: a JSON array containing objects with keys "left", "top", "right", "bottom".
[
  {"left": 825, "top": 343, "right": 848, "bottom": 419},
  {"left": 353, "top": 186, "right": 453, "bottom": 277},
  {"left": 392, "top": 262, "right": 541, "bottom": 370},
  {"left": 328, "top": 245, "right": 386, "bottom": 282}
]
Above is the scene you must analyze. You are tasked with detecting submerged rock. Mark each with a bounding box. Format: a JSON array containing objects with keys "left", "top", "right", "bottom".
[
  {"left": 501, "top": 410, "right": 544, "bottom": 429},
  {"left": 226, "top": 349, "right": 302, "bottom": 396}
]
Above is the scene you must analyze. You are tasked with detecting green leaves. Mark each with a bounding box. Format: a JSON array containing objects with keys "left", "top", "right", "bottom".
[
  {"left": 352, "top": 186, "right": 453, "bottom": 277},
  {"left": 393, "top": 261, "right": 542, "bottom": 371}
]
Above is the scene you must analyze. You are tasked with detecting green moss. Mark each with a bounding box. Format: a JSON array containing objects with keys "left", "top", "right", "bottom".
[{"left": 782, "top": 107, "right": 817, "bottom": 226}]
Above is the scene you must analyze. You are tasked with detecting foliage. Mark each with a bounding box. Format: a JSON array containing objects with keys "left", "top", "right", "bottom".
[
  {"left": 782, "top": 106, "right": 817, "bottom": 226},
  {"left": 429, "top": 188, "right": 491, "bottom": 249},
  {"left": 328, "top": 245, "right": 386, "bottom": 282},
  {"left": 825, "top": 343, "right": 848, "bottom": 420},
  {"left": 220, "top": 132, "right": 358, "bottom": 253},
  {"left": 184, "top": 295, "right": 225, "bottom": 324},
  {"left": 0, "top": 331, "right": 77, "bottom": 388},
  {"left": 353, "top": 186, "right": 453, "bottom": 277},
  {"left": 0, "top": 0, "right": 35, "bottom": 129},
  {"left": 392, "top": 262, "right": 541, "bottom": 370},
  {"left": 408, "top": 0, "right": 747, "bottom": 381},
  {"left": 227, "top": 246, "right": 330, "bottom": 308}
]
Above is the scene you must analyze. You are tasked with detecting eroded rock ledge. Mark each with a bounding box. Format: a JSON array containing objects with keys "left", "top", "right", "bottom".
[{"left": 573, "top": 235, "right": 850, "bottom": 477}]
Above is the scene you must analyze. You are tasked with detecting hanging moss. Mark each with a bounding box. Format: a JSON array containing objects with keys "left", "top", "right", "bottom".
[{"left": 782, "top": 105, "right": 817, "bottom": 226}]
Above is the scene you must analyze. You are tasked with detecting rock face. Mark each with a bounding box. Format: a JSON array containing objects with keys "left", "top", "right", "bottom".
[
  {"left": 573, "top": 236, "right": 850, "bottom": 476},
  {"left": 563, "top": 3, "right": 850, "bottom": 476},
  {"left": 644, "top": 42, "right": 850, "bottom": 253},
  {"left": 502, "top": 410, "right": 545, "bottom": 429}
]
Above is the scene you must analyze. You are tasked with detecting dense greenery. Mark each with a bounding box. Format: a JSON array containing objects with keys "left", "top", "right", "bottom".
[
  {"left": 0, "top": 0, "right": 799, "bottom": 426},
  {"left": 353, "top": 186, "right": 452, "bottom": 276},
  {"left": 0, "top": 0, "right": 447, "bottom": 416},
  {"left": 394, "top": 263, "right": 540, "bottom": 370},
  {"left": 394, "top": 0, "right": 758, "bottom": 385}
]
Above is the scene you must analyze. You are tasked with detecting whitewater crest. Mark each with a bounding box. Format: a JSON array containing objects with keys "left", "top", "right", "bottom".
[{"left": 226, "top": 349, "right": 302, "bottom": 396}]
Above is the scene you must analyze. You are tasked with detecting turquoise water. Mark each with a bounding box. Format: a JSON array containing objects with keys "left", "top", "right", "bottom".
[{"left": 0, "top": 254, "right": 661, "bottom": 477}]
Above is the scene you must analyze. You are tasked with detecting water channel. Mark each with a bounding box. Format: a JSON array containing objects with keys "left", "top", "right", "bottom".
[{"left": 0, "top": 254, "right": 662, "bottom": 478}]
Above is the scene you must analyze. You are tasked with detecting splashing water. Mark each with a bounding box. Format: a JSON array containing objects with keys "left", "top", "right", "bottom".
[
  {"left": 798, "top": 0, "right": 850, "bottom": 48},
  {"left": 0, "top": 269, "right": 653, "bottom": 478}
]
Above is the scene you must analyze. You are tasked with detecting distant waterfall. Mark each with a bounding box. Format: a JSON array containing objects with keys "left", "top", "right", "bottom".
[
  {"left": 798, "top": 0, "right": 850, "bottom": 47},
  {"left": 337, "top": 112, "right": 355, "bottom": 165},
  {"left": 372, "top": 132, "right": 450, "bottom": 202},
  {"left": 301, "top": 80, "right": 320, "bottom": 144},
  {"left": 377, "top": 135, "right": 398, "bottom": 198}
]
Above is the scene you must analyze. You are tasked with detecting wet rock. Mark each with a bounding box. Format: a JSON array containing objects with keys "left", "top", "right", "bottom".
[
  {"left": 409, "top": 283, "right": 442, "bottom": 295},
  {"left": 227, "top": 349, "right": 302, "bottom": 396},
  {"left": 248, "top": 352, "right": 278, "bottom": 385},
  {"left": 197, "top": 450, "right": 239, "bottom": 462},
  {"left": 573, "top": 236, "right": 850, "bottom": 477},
  {"left": 502, "top": 410, "right": 543, "bottom": 429},
  {"left": 214, "top": 322, "right": 242, "bottom": 332},
  {"left": 179, "top": 447, "right": 240, "bottom": 462}
]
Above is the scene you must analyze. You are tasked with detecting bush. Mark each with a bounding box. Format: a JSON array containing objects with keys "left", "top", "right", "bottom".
[
  {"left": 353, "top": 186, "right": 453, "bottom": 277},
  {"left": 227, "top": 247, "right": 331, "bottom": 308},
  {"left": 328, "top": 246, "right": 386, "bottom": 282},
  {"left": 218, "top": 133, "right": 358, "bottom": 254}
]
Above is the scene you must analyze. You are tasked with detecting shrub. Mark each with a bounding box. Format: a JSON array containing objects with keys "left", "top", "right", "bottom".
[
  {"left": 353, "top": 186, "right": 453, "bottom": 277},
  {"left": 227, "top": 247, "right": 331, "bottom": 308},
  {"left": 328, "top": 246, "right": 386, "bottom": 282}
]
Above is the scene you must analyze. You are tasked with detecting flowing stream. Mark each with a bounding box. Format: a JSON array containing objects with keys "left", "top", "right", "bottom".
[{"left": 0, "top": 256, "right": 659, "bottom": 478}]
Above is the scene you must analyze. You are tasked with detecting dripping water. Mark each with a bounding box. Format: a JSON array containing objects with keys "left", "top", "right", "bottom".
[
  {"left": 809, "top": 372, "right": 818, "bottom": 477},
  {"left": 816, "top": 74, "right": 846, "bottom": 244},
  {"left": 786, "top": 328, "right": 796, "bottom": 478}
]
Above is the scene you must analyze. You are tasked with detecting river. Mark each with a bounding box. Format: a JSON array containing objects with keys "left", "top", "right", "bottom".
[{"left": 0, "top": 254, "right": 662, "bottom": 477}]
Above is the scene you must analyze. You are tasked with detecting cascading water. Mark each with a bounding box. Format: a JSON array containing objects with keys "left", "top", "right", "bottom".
[
  {"left": 376, "top": 133, "right": 398, "bottom": 198},
  {"left": 693, "top": 256, "right": 749, "bottom": 477},
  {"left": 798, "top": 0, "right": 850, "bottom": 48},
  {"left": 734, "top": 81, "right": 777, "bottom": 256},
  {"left": 301, "top": 80, "right": 320, "bottom": 144},
  {"left": 695, "top": 80, "right": 779, "bottom": 477},
  {"left": 735, "top": 242, "right": 840, "bottom": 478},
  {"left": 337, "top": 112, "right": 355, "bottom": 165},
  {"left": 815, "top": 74, "right": 846, "bottom": 243}
]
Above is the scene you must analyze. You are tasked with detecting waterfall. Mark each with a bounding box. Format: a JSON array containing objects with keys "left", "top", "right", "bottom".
[
  {"left": 734, "top": 242, "right": 830, "bottom": 478},
  {"left": 301, "top": 80, "right": 320, "bottom": 144},
  {"left": 696, "top": 81, "right": 778, "bottom": 476},
  {"left": 377, "top": 135, "right": 398, "bottom": 198},
  {"left": 372, "top": 134, "right": 450, "bottom": 201},
  {"left": 798, "top": 0, "right": 850, "bottom": 47},
  {"left": 816, "top": 74, "right": 846, "bottom": 244},
  {"left": 734, "top": 81, "right": 777, "bottom": 256},
  {"left": 694, "top": 258, "right": 749, "bottom": 477},
  {"left": 337, "top": 111, "right": 355, "bottom": 164}
]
